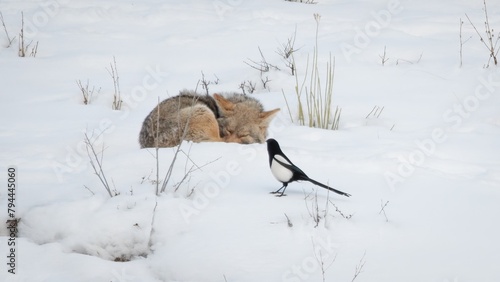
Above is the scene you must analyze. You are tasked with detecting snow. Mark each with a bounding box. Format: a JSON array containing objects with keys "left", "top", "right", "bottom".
[{"left": 1, "top": 0, "right": 500, "bottom": 281}]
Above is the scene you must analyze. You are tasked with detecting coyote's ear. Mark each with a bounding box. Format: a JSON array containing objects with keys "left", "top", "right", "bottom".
[
  {"left": 213, "top": 93, "right": 235, "bottom": 112},
  {"left": 259, "top": 108, "right": 280, "bottom": 124}
]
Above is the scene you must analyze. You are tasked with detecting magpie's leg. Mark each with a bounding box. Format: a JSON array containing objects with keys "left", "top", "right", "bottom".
[
  {"left": 273, "top": 184, "right": 288, "bottom": 197},
  {"left": 270, "top": 184, "right": 285, "bottom": 194},
  {"left": 277, "top": 186, "right": 288, "bottom": 197}
]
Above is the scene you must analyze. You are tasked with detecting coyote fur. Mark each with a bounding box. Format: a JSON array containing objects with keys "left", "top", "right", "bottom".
[{"left": 139, "top": 90, "right": 280, "bottom": 148}]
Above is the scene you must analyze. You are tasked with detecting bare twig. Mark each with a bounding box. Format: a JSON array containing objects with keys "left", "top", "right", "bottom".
[
  {"left": 107, "top": 56, "right": 122, "bottom": 110},
  {"left": 365, "top": 106, "right": 376, "bottom": 119},
  {"left": 244, "top": 47, "right": 280, "bottom": 72},
  {"left": 304, "top": 189, "right": 322, "bottom": 227},
  {"left": 83, "top": 185, "right": 95, "bottom": 196},
  {"left": 76, "top": 79, "right": 101, "bottom": 105},
  {"left": 158, "top": 95, "right": 219, "bottom": 195},
  {"left": 281, "top": 89, "right": 294, "bottom": 123},
  {"left": 84, "top": 132, "right": 116, "bottom": 197},
  {"left": 159, "top": 138, "right": 186, "bottom": 194},
  {"left": 276, "top": 28, "right": 299, "bottom": 75},
  {"left": 187, "top": 186, "right": 196, "bottom": 198},
  {"left": 260, "top": 75, "right": 271, "bottom": 91},
  {"left": 312, "top": 238, "right": 336, "bottom": 282},
  {"left": 379, "top": 200, "right": 390, "bottom": 222},
  {"left": 396, "top": 52, "right": 423, "bottom": 65},
  {"left": 155, "top": 97, "right": 161, "bottom": 195},
  {"left": 173, "top": 156, "right": 220, "bottom": 192},
  {"left": 328, "top": 199, "right": 353, "bottom": 220},
  {"left": 313, "top": 191, "right": 320, "bottom": 227},
  {"left": 0, "top": 11, "right": 15, "bottom": 47},
  {"left": 351, "top": 252, "right": 367, "bottom": 282},
  {"left": 200, "top": 71, "right": 210, "bottom": 95},
  {"left": 173, "top": 164, "right": 195, "bottom": 192},
  {"left": 18, "top": 12, "right": 24, "bottom": 57},
  {"left": 366, "top": 105, "right": 384, "bottom": 119},
  {"left": 318, "top": 249, "right": 327, "bottom": 282},
  {"left": 379, "top": 45, "right": 389, "bottom": 66},
  {"left": 331, "top": 106, "right": 342, "bottom": 131},
  {"left": 17, "top": 12, "right": 38, "bottom": 57},
  {"left": 198, "top": 71, "right": 220, "bottom": 95},
  {"left": 29, "top": 40, "right": 38, "bottom": 57},
  {"left": 238, "top": 80, "right": 256, "bottom": 95},
  {"left": 460, "top": 18, "right": 464, "bottom": 67},
  {"left": 141, "top": 169, "right": 154, "bottom": 184},
  {"left": 284, "top": 213, "right": 293, "bottom": 227},
  {"left": 464, "top": 0, "right": 499, "bottom": 67},
  {"left": 459, "top": 18, "right": 472, "bottom": 67},
  {"left": 157, "top": 96, "right": 190, "bottom": 194},
  {"left": 148, "top": 200, "right": 158, "bottom": 250}
]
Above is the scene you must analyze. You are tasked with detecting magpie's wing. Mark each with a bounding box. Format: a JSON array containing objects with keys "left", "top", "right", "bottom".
[{"left": 273, "top": 156, "right": 308, "bottom": 178}]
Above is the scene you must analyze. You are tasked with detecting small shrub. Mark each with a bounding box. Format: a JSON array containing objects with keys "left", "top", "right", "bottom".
[
  {"left": 276, "top": 28, "right": 299, "bottom": 75},
  {"left": 465, "top": 0, "right": 499, "bottom": 67},
  {"left": 18, "top": 12, "right": 38, "bottom": 57},
  {"left": 238, "top": 80, "right": 256, "bottom": 94},
  {"left": 76, "top": 79, "right": 101, "bottom": 105},
  {"left": 197, "top": 71, "right": 219, "bottom": 95}
]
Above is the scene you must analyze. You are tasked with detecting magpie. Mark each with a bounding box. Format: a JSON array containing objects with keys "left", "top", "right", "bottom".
[{"left": 266, "top": 138, "right": 351, "bottom": 197}]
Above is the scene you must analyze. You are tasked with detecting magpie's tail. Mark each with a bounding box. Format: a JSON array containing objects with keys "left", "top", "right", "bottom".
[{"left": 305, "top": 177, "right": 351, "bottom": 197}]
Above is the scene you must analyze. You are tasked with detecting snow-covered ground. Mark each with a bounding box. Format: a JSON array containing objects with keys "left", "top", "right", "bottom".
[{"left": 1, "top": 0, "right": 500, "bottom": 281}]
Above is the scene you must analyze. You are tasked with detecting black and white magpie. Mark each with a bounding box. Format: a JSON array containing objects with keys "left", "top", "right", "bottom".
[{"left": 266, "top": 138, "right": 351, "bottom": 197}]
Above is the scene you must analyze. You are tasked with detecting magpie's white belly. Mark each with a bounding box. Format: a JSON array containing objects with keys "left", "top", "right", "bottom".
[{"left": 271, "top": 155, "right": 293, "bottom": 183}]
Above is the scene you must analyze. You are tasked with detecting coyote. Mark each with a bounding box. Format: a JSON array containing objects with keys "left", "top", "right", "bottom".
[{"left": 139, "top": 90, "right": 280, "bottom": 148}]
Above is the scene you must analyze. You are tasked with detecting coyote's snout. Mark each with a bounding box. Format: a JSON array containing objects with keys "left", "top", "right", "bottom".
[{"left": 139, "top": 90, "right": 279, "bottom": 148}]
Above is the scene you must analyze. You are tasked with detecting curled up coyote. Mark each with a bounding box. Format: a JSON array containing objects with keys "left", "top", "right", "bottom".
[{"left": 139, "top": 90, "right": 280, "bottom": 148}]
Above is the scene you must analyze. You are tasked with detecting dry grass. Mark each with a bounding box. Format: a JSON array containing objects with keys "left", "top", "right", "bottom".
[{"left": 287, "top": 14, "right": 341, "bottom": 130}]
